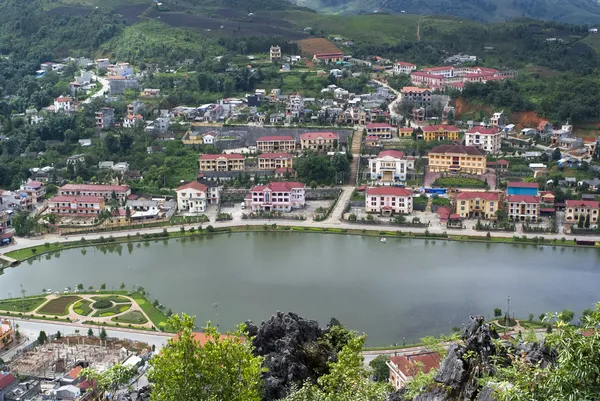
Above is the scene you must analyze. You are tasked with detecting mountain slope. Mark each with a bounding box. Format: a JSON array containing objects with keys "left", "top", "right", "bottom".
[{"left": 291, "top": 0, "right": 600, "bottom": 24}]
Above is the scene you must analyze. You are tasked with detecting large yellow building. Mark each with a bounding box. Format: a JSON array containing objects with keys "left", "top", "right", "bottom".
[
  {"left": 422, "top": 125, "right": 460, "bottom": 142},
  {"left": 256, "top": 136, "right": 297, "bottom": 153},
  {"left": 455, "top": 191, "right": 500, "bottom": 220},
  {"left": 299, "top": 132, "right": 339, "bottom": 152},
  {"left": 199, "top": 154, "right": 245, "bottom": 171},
  {"left": 258, "top": 153, "right": 294, "bottom": 170},
  {"left": 428, "top": 145, "right": 486, "bottom": 175},
  {"left": 565, "top": 200, "right": 599, "bottom": 225}
]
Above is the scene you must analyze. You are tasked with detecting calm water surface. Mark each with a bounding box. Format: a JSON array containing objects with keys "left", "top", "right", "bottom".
[{"left": 3, "top": 233, "right": 600, "bottom": 345}]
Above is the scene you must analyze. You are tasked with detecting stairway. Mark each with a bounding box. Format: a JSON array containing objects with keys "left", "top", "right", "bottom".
[{"left": 348, "top": 130, "right": 363, "bottom": 185}]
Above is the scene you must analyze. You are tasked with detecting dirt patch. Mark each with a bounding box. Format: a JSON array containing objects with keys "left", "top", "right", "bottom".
[
  {"left": 38, "top": 296, "right": 81, "bottom": 316},
  {"left": 114, "top": 4, "right": 150, "bottom": 25},
  {"left": 297, "top": 38, "right": 342, "bottom": 56},
  {"left": 512, "top": 111, "right": 546, "bottom": 130},
  {"left": 454, "top": 97, "right": 494, "bottom": 118}
]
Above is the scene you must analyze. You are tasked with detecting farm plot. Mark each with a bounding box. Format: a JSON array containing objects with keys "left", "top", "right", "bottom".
[
  {"left": 297, "top": 38, "right": 342, "bottom": 56},
  {"left": 37, "top": 296, "right": 81, "bottom": 316}
]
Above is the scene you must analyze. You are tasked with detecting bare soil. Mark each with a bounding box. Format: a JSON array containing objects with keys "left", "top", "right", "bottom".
[{"left": 297, "top": 38, "right": 342, "bottom": 56}]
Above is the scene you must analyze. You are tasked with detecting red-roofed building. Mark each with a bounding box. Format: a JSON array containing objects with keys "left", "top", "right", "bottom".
[
  {"left": 506, "top": 195, "right": 540, "bottom": 222},
  {"left": 565, "top": 200, "right": 599, "bottom": 225},
  {"left": 387, "top": 352, "right": 442, "bottom": 390},
  {"left": 49, "top": 196, "right": 105, "bottom": 217},
  {"left": 410, "top": 71, "right": 445, "bottom": 89},
  {"left": 54, "top": 96, "right": 72, "bottom": 113},
  {"left": 0, "top": 373, "right": 17, "bottom": 390},
  {"left": 366, "top": 123, "right": 395, "bottom": 139},
  {"left": 400, "top": 87, "right": 432, "bottom": 106},
  {"left": 398, "top": 128, "right": 414, "bottom": 138},
  {"left": 313, "top": 53, "right": 344, "bottom": 63},
  {"left": 256, "top": 136, "right": 297, "bottom": 153},
  {"left": 176, "top": 181, "right": 208, "bottom": 213},
  {"left": 464, "top": 127, "right": 502, "bottom": 153},
  {"left": 487, "top": 159, "right": 510, "bottom": 170},
  {"left": 422, "top": 66, "right": 454, "bottom": 77},
  {"left": 422, "top": 125, "right": 460, "bottom": 142},
  {"left": 246, "top": 182, "right": 306, "bottom": 212},
  {"left": 59, "top": 184, "right": 131, "bottom": 201},
  {"left": 365, "top": 135, "right": 381, "bottom": 146},
  {"left": 299, "top": 132, "right": 339, "bottom": 152},
  {"left": 394, "top": 61, "right": 417, "bottom": 75},
  {"left": 368, "top": 150, "right": 415, "bottom": 185},
  {"left": 428, "top": 145, "right": 486, "bottom": 175},
  {"left": 258, "top": 153, "right": 293, "bottom": 170},
  {"left": 20, "top": 180, "right": 46, "bottom": 205},
  {"left": 123, "top": 114, "right": 144, "bottom": 128},
  {"left": 199, "top": 153, "right": 245, "bottom": 171},
  {"left": 456, "top": 191, "right": 500, "bottom": 220},
  {"left": 366, "top": 187, "right": 413, "bottom": 215}
]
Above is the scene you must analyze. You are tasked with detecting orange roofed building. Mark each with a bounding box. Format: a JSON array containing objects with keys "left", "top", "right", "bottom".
[
  {"left": 246, "top": 182, "right": 306, "bottom": 213},
  {"left": 365, "top": 187, "right": 413, "bottom": 216},
  {"left": 387, "top": 352, "right": 442, "bottom": 390}
]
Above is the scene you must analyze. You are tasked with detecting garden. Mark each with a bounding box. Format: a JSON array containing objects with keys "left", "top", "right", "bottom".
[
  {"left": 37, "top": 296, "right": 81, "bottom": 316},
  {"left": 432, "top": 177, "right": 487, "bottom": 188}
]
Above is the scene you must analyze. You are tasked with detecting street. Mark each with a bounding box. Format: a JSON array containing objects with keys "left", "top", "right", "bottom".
[{"left": 82, "top": 74, "right": 110, "bottom": 104}]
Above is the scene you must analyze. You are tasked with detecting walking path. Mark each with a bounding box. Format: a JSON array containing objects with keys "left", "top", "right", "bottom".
[
  {"left": 349, "top": 130, "right": 362, "bottom": 185},
  {"left": 326, "top": 187, "right": 354, "bottom": 223}
]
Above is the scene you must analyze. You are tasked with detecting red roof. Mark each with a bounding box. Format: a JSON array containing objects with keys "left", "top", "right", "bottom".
[
  {"left": 251, "top": 182, "right": 305, "bottom": 192},
  {"left": 565, "top": 200, "right": 599, "bottom": 209},
  {"left": 507, "top": 195, "right": 540, "bottom": 204},
  {"left": 537, "top": 120, "right": 551, "bottom": 130},
  {"left": 422, "top": 124, "right": 460, "bottom": 133},
  {"left": 25, "top": 180, "right": 44, "bottom": 188},
  {"left": 199, "top": 153, "right": 245, "bottom": 160},
  {"left": 467, "top": 127, "right": 500, "bottom": 135},
  {"left": 399, "top": 128, "right": 414, "bottom": 132},
  {"left": 378, "top": 150, "right": 405, "bottom": 159},
  {"left": 389, "top": 352, "right": 441, "bottom": 378},
  {"left": 411, "top": 71, "right": 443, "bottom": 79},
  {"left": 177, "top": 181, "right": 207, "bottom": 192},
  {"left": 430, "top": 144, "right": 486, "bottom": 156},
  {"left": 366, "top": 123, "right": 393, "bottom": 129},
  {"left": 507, "top": 182, "right": 538, "bottom": 189},
  {"left": 0, "top": 373, "right": 16, "bottom": 389},
  {"left": 68, "top": 366, "right": 83, "bottom": 379},
  {"left": 366, "top": 187, "right": 412, "bottom": 197},
  {"left": 540, "top": 208, "right": 555, "bottom": 213},
  {"left": 50, "top": 195, "right": 103, "bottom": 203},
  {"left": 60, "top": 183, "right": 129, "bottom": 193},
  {"left": 299, "top": 132, "right": 339, "bottom": 140},
  {"left": 257, "top": 136, "right": 295, "bottom": 142},
  {"left": 396, "top": 61, "right": 416, "bottom": 67},
  {"left": 456, "top": 191, "right": 499, "bottom": 201},
  {"left": 258, "top": 153, "right": 292, "bottom": 160},
  {"left": 275, "top": 167, "right": 294, "bottom": 174},
  {"left": 449, "top": 213, "right": 462, "bottom": 220},
  {"left": 56, "top": 96, "right": 71, "bottom": 102},
  {"left": 449, "top": 82, "right": 465, "bottom": 88},
  {"left": 315, "top": 53, "right": 344, "bottom": 58},
  {"left": 365, "top": 135, "right": 380, "bottom": 141}
]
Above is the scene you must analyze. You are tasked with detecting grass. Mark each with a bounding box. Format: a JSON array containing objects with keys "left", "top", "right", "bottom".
[
  {"left": 73, "top": 299, "right": 93, "bottom": 316},
  {"left": 433, "top": 177, "right": 487, "bottom": 188},
  {"left": 131, "top": 293, "right": 171, "bottom": 331},
  {"left": 112, "top": 310, "right": 149, "bottom": 325},
  {"left": 91, "top": 295, "right": 130, "bottom": 303},
  {"left": 91, "top": 303, "right": 132, "bottom": 317},
  {"left": 0, "top": 297, "right": 46, "bottom": 313},
  {"left": 37, "top": 296, "right": 81, "bottom": 316}
]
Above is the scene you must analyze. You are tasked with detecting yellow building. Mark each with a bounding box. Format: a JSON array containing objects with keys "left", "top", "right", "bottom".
[
  {"left": 456, "top": 191, "right": 500, "bottom": 220},
  {"left": 199, "top": 154, "right": 245, "bottom": 171},
  {"left": 256, "top": 136, "right": 297, "bottom": 153},
  {"left": 428, "top": 145, "right": 486, "bottom": 175},
  {"left": 422, "top": 125, "right": 460, "bottom": 142},
  {"left": 398, "top": 128, "right": 414, "bottom": 138},
  {"left": 258, "top": 153, "right": 294, "bottom": 170},
  {"left": 0, "top": 320, "right": 13, "bottom": 350},
  {"left": 299, "top": 132, "right": 339, "bottom": 152},
  {"left": 565, "top": 200, "right": 599, "bottom": 225}
]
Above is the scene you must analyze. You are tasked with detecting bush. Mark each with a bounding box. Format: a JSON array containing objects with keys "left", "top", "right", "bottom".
[{"left": 92, "top": 300, "right": 112, "bottom": 309}]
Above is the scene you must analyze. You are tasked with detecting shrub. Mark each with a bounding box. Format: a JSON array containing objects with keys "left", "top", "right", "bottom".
[{"left": 92, "top": 300, "right": 112, "bottom": 309}]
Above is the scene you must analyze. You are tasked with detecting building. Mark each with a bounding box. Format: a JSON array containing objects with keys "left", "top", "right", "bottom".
[
  {"left": 286, "top": 95, "right": 304, "bottom": 119},
  {"left": 48, "top": 195, "right": 105, "bottom": 217},
  {"left": 490, "top": 111, "right": 506, "bottom": 127},
  {"left": 428, "top": 145, "right": 486, "bottom": 175},
  {"left": 393, "top": 62, "right": 417, "bottom": 75},
  {"left": 365, "top": 187, "right": 413, "bottom": 216},
  {"left": 258, "top": 153, "right": 294, "bottom": 170},
  {"left": 0, "top": 321, "right": 13, "bottom": 350},
  {"left": 565, "top": 200, "right": 599, "bottom": 225},
  {"left": 506, "top": 182, "right": 539, "bottom": 196},
  {"left": 422, "top": 66, "right": 455, "bottom": 77},
  {"left": 58, "top": 183, "right": 131, "bottom": 201},
  {"left": 141, "top": 88, "right": 161, "bottom": 97},
  {"left": 245, "top": 182, "right": 306, "bottom": 212},
  {"left": 365, "top": 123, "right": 395, "bottom": 140},
  {"left": 256, "top": 136, "right": 296, "bottom": 152},
  {"left": 198, "top": 154, "right": 245, "bottom": 171},
  {"left": 176, "top": 181, "right": 208, "bottom": 213},
  {"left": 313, "top": 53, "right": 344, "bottom": 63},
  {"left": 464, "top": 128, "right": 502, "bottom": 153},
  {"left": 456, "top": 191, "right": 500, "bottom": 220},
  {"left": 123, "top": 114, "right": 144, "bottom": 128},
  {"left": 270, "top": 46, "right": 282, "bottom": 62},
  {"left": 368, "top": 150, "right": 414, "bottom": 184},
  {"left": 387, "top": 352, "right": 441, "bottom": 391},
  {"left": 299, "top": 132, "right": 339, "bottom": 152},
  {"left": 107, "top": 76, "right": 139, "bottom": 95},
  {"left": 54, "top": 96, "right": 72, "bottom": 113},
  {"left": 422, "top": 125, "right": 460, "bottom": 142},
  {"left": 410, "top": 72, "right": 445, "bottom": 89},
  {"left": 95, "top": 107, "right": 115, "bottom": 129},
  {"left": 506, "top": 195, "right": 540, "bottom": 222},
  {"left": 398, "top": 128, "right": 414, "bottom": 138},
  {"left": 20, "top": 180, "right": 46, "bottom": 205},
  {"left": 400, "top": 87, "right": 432, "bottom": 106}
]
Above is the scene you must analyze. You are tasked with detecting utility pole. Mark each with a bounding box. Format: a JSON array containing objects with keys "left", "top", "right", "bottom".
[
  {"left": 20, "top": 284, "right": 25, "bottom": 312},
  {"left": 213, "top": 303, "right": 220, "bottom": 331}
]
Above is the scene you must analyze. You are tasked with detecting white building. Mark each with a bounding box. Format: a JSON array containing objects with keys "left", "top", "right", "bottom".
[
  {"left": 490, "top": 110, "right": 505, "bottom": 127},
  {"left": 393, "top": 61, "right": 417, "bottom": 75},
  {"left": 365, "top": 187, "right": 413, "bottom": 216},
  {"left": 203, "top": 134, "right": 215, "bottom": 145},
  {"left": 176, "top": 181, "right": 208, "bottom": 213},
  {"left": 245, "top": 182, "right": 305, "bottom": 213},
  {"left": 54, "top": 96, "right": 72, "bottom": 113},
  {"left": 123, "top": 114, "right": 144, "bottom": 128},
  {"left": 464, "top": 127, "right": 502, "bottom": 153},
  {"left": 400, "top": 86, "right": 432, "bottom": 106},
  {"left": 368, "top": 150, "right": 415, "bottom": 184}
]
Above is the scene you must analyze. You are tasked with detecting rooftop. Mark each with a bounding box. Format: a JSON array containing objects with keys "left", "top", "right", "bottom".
[
  {"left": 456, "top": 191, "right": 499, "bottom": 201},
  {"left": 377, "top": 150, "right": 405, "bottom": 159},
  {"left": 366, "top": 123, "right": 393, "bottom": 129},
  {"left": 257, "top": 136, "right": 295, "bottom": 142},
  {"left": 467, "top": 127, "right": 500, "bottom": 135},
  {"left": 565, "top": 200, "right": 599, "bottom": 208},
  {"left": 60, "top": 183, "right": 129, "bottom": 192},
  {"left": 199, "top": 153, "right": 245, "bottom": 160},
  {"left": 177, "top": 181, "right": 208, "bottom": 192},
  {"left": 252, "top": 182, "right": 305, "bottom": 192},
  {"left": 507, "top": 182, "right": 539, "bottom": 189},
  {"left": 50, "top": 195, "right": 103, "bottom": 203},
  {"left": 366, "top": 187, "right": 412, "bottom": 197},
  {"left": 258, "top": 153, "right": 293, "bottom": 160},
  {"left": 389, "top": 352, "right": 441, "bottom": 377},
  {"left": 422, "top": 125, "right": 460, "bottom": 133},
  {"left": 401, "top": 86, "right": 431, "bottom": 93},
  {"left": 299, "top": 132, "right": 339, "bottom": 140},
  {"left": 506, "top": 195, "right": 540, "bottom": 204},
  {"left": 429, "top": 144, "right": 486, "bottom": 156}
]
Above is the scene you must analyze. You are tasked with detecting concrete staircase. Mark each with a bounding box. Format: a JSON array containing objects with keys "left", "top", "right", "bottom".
[{"left": 348, "top": 130, "right": 362, "bottom": 185}]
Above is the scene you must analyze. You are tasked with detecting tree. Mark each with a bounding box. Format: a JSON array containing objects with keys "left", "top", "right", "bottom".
[
  {"left": 100, "top": 283, "right": 106, "bottom": 290},
  {"left": 56, "top": 331, "right": 62, "bottom": 340},
  {"left": 552, "top": 147, "right": 561, "bottom": 161},
  {"left": 584, "top": 213, "right": 590, "bottom": 229},
  {"left": 494, "top": 308, "right": 503, "bottom": 317},
  {"left": 125, "top": 206, "right": 131, "bottom": 222},
  {"left": 558, "top": 308, "right": 575, "bottom": 323},
  {"left": 120, "top": 282, "right": 126, "bottom": 290},
  {"left": 12, "top": 212, "right": 36, "bottom": 237},
  {"left": 87, "top": 328, "right": 94, "bottom": 337},
  {"left": 149, "top": 314, "right": 264, "bottom": 401},
  {"left": 99, "top": 328, "right": 107, "bottom": 341},
  {"left": 37, "top": 330, "right": 47, "bottom": 344},
  {"left": 369, "top": 355, "right": 390, "bottom": 382},
  {"left": 77, "top": 283, "right": 84, "bottom": 290},
  {"left": 578, "top": 214, "right": 585, "bottom": 228},
  {"left": 79, "top": 363, "right": 135, "bottom": 400}
]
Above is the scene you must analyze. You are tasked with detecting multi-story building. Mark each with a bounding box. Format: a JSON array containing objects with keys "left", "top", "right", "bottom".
[
  {"left": 400, "top": 87, "right": 432, "bottom": 106},
  {"left": 286, "top": 95, "right": 304, "bottom": 119},
  {"left": 365, "top": 123, "right": 395, "bottom": 139},
  {"left": 387, "top": 352, "right": 441, "bottom": 391},
  {"left": 299, "top": 132, "right": 339, "bottom": 152},
  {"left": 410, "top": 72, "right": 445, "bottom": 89},
  {"left": 20, "top": 180, "right": 46, "bottom": 205},
  {"left": 422, "top": 125, "right": 460, "bottom": 142},
  {"left": 123, "top": 114, "right": 144, "bottom": 128},
  {"left": 398, "top": 128, "right": 414, "bottom": 138},
  {"left": 506, "top": 195, "right": 540, "bottom": 222},
  {"left": 365, "top": 187, "right": 413, "bottom": 216},
  {"left": 507, "top": 182, "right": 538, "bottom": 196},
  {"left": 456, "top": 191, "right": 500, "bottom": 220},
  {"left": 198, "top": 154, "right": 245, "bottom": 171},
  {"left": 176, "top": 181, "right": 208, "bottom": 213},
  {"left": 421, "top": 66, "right": 455, "bottom": 77},
  {"left": 490, "top": 110, "right": 506, "bottom": 127},
  {"left": 95, "top": 107, "right": 115, "bottom": 129},
  {"left": 48, "top": 195, "right": 105, "bottom": 217},
  {"left": 269, "top": 46, "right": 281, "bottom": 62},
  {"left": 258, "top": 153, "right": 293, "bottom": 170},
  {"left": 313, "top": 52, "right": 344, "bottom": 63},
  {"left": 54, "top": 96, "right": 72, "bottom": 113},
  {"left": 428, "top": 145, "right": 486, "bottom": 175},
  {"left": 245, "top": 182, "right": 305, "bottom": 212},
  {"left": 368, "top": 150, "right": 415, "bottom": 184},
  {"left": 58, "top": 183, "right": 131, "bottom": 201},
  {"left": 393, "top": 62, "right": 417, "bottom": 75},
  {"left": 464, "top": 127, "right": 502, "bottom": 153},
  {"left": 565, "top": 200, "right": 599, "bottom": 225},
  {"left": 256, "top": 136, "right": 296, "bottom": 152}
]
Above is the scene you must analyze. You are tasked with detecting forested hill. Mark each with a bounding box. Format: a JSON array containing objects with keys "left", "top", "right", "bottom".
[{"left": 291, "top": 0, "right": 600, "bottom": 24}]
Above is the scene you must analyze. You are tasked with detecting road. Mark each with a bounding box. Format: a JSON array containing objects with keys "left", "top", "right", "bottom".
[
  {"left": 372, "top": 79, "right": 402, "bottom": 119},
  {"left": 327, "top": 187, "right": 354, "bottom": 223},
  {"left": 82, "top": 74, "right": 110, "bottom": 104}
]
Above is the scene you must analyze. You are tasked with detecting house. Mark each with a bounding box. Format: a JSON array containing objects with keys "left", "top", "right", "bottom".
[
  {"left": 20, "top": 180, "right": 46, "bottom": 205},
  {"left": 48, "top": 196, "right": 105, "bottom": 217},
  {"left": 258, "top": 153, "right": 293, "bottom": 170},
  {"left": 428, "top": 145, "right": 486, "bottom": 175},
  {"left": 95, "top": 107, "right": 115, "bottom": 129},
  {"left": 537, "top": 120, "right": 553, "bottom": 136},
  {"left": 270, "top": 113, "right": 285, "bottom": 124},
  {"left": 490, "top": 111, "right": 506, "bottom": 127},
  {"left": 58, "top": 183, "right": 131, "bottom": 201},
  {"left": 270, "top": 46, "right": 282, "bottom": 62},
  {"left": 123, "top": 114, "right": 144, "bottom": 128},
  {"left": 422, "top": 66, "right": 455, "bottom": 77},
  {"left": 365, "top": 187, "right": 413, "bottom": 216},
  {"left": 558, "top": 137, "right": 583, "bottom": 150},
  {"left": 507, "top": 182, "right": 538, "bottom": 196},
  {"left": 365, "top": 123, "right": 395, "bottom": 140},
  {"left": 299, "top": 132, "right": 339, "bottom": 152},
  {"left": 203, "top": 134, "right": 215, "bottom": 145},
  {"left": 199, "top": 154, "right": 245, "bottom": 171},
  {"left": 540, "top": 191, "right": 556, "bottom": 205},
  {"left": 456, "top": 191, "right": 500, "bottom": 220},
  {"left": 506, "top": 195, "right": 540, "bottom": 222},
  {"left": 487, "top": 159, "right": 510, "bottom": 170},
  {"left": 78, "top": 139, "right": 92, "bottom": 147},
  {"left": 141, "top": 88, "right": 161, "bottom": 97},
  {"left": 286, "top": 95, "right": 304, "bottom": 119},
  {"left": 410, "top": 72, "right": 445, "bottom": 89},
  {"left": 256, "top": 136, "right": 297, "bottom": 152},
  {"left": 422, "top": 125, "right": 460, "bottom": 142},
  {"left": 387, "top": 352, "right": 441, "bottom": 391},
  {"left": 54, "top": 96, "right": 72, "bottom": 113},
  {"left": 54, "top": 384, "right": 80, "bottom": 400},
  {"left": 0, "top": 372, "right": 17, "bottom": 396},
  {"left": 368, "top": 150, "right": 414, "bottom": 185},
  {"left": 66, "top": 154, "right": 85, "bottom": 166},
  {"left": 398, "top": 128, "right": 414, "bottom": 138},
  {"left": 176, "top": 181, "right": 208, "bottom": 213},
  {"left": 245, "top": 182, "right": 306, "bottom": 212},
  {"left": 95, "top": 58, "right": 110, "bottom": 69},
  {"left": 463, "top": 128, "right": 502, "bottom": 153},
  {"left": 579, "top": 178, "right": 600, "bottom": 192},
  {"left": 107, "top": 76, "right": 139, "bottom": 95},
  {"left": 565, "top": 200, "right": 599, "bottom": 226},
  {"left": 313, "top": 53, "right": 344, "bottom": 63},
  {"left": 393, "top": 62, "right": 417, "bottom": 75},
  {"left": 400, "top": 87, "right": 432, "bottom": 106}
]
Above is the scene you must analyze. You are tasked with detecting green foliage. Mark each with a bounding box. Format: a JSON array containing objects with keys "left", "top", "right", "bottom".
[
  {"left": 432, "top": 177, "right": 487, "bottom": 188},
  {"left": 494, "top": 308, "right": 502, "bottom": 318},
  {"left": 295, "top": 152, "right": 349, "bottom": 185},
  {"left": 99, "top": 327, "right": 107, "bottom": 341},
  {"left": 369, "top": 355, "right": 390, "bottom": 382},
  {"left": 558, "top": 308, "right": 575, "bottom": 323},
  {"left": 12, "top": 213, "right": 36, "bottom": 237},
  {"left": 37, "top": 330, "right": 47, "bottom": 345},
  {"left": 80, "top": 363, "right": 136, "bottom": 399}
]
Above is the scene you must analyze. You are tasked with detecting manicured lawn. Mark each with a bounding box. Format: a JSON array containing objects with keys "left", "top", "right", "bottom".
[
  {"left": 131, "top": 293, "right": 171, "bottom": 331},
  {"left": 0, "top": 297, "right": 46, "bottom": 313},
  {"left": 113, "top": 310, "right": 149, "bottom": 325},
  {"left": 433, "top": 177, "right": 487, "bottom": 188},
  {"left": 91, "top": 295, "right": 130, "bottom": 303},
  {"left": 37, "top": 296, "right": 81, "bottom": 316},
  {"left": 73, "top": 299, "right": 93, "bottom": 316},
  {"left": 91, "top": 303, "right": 132, "bottom": 317}
]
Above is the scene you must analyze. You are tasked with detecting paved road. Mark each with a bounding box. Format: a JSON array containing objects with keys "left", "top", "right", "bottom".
[
  {"left": 372, "top": 79, "right": 401, "bottom": 119},
  {"left": 327, "top": 186, "right": 354, "bottom": 223},
  {"left": 82, "top": 74, "right": 110, "bottom": 104}
]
